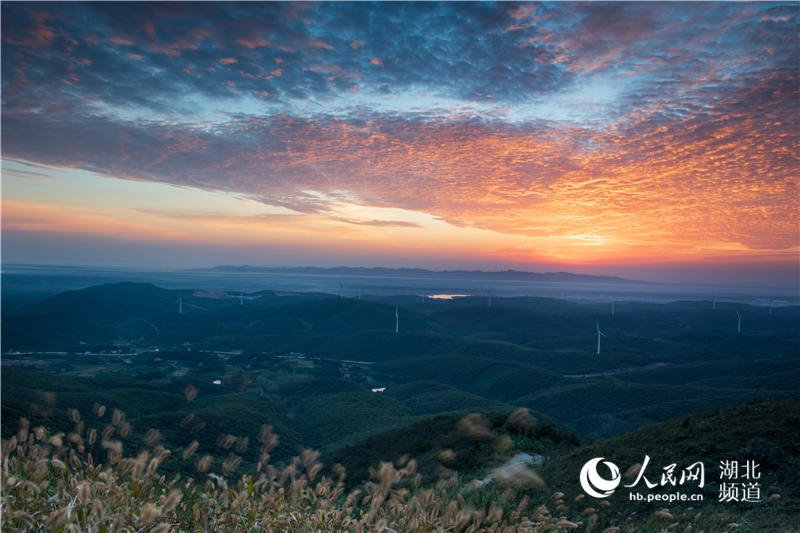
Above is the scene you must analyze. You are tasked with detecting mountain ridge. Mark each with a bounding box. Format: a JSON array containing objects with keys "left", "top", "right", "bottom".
[{"left": 190, "top": 265, "right": 646, "bottom": 284}]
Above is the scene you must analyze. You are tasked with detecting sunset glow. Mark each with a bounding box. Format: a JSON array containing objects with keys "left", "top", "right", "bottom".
[{"left": 2, "top": 2, "right": 798, "bottom": 285}]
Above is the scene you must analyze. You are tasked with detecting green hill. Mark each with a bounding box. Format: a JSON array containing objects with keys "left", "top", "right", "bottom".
[
  {"left": 538, "top": 398, "right": 800, "bottom": 531},
  {"left": 324, "top": 399, "right": 800, "bottom": 531}
]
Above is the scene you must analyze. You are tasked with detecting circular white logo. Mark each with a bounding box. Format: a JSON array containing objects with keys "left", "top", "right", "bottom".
[{"left": 580, "top": 457, "right": 621, "bottom": 498}]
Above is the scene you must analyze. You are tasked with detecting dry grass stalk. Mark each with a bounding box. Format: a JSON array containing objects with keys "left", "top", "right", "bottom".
[{"left": 0, "top": 410, "right": 714, "bottom": 533}]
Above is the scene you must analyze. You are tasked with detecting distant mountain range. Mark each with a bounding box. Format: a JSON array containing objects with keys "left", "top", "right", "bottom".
[{"left": 191, "top": 265, "right": 646, "bottom": 284}]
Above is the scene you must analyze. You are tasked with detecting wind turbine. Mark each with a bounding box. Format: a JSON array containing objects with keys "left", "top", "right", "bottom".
[
  {"left": 769, "top": 299, "right": 773, "bottom": 315},
  {"left": 176, "top": 297, "right": 183, "bottom": 314},
  {"left": 394, "top": 305, "right": 399, "bottom": 334},
  {"left": 239, "top": 290, "right": 244, "bottom": 306},
  {"left": 488, "top": 288, "right": 493, "bottom": 309},
  {"left": 596, "top": 320, "right": 606, "bottom": 355},
  {"left": 736, "top": 311, "right": 741, "bottom": 333},
  {"left": 611, "top": 298, "right": 615, "bottom": 316}
]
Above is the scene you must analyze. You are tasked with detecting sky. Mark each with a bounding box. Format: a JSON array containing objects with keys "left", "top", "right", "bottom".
[{"left": 1, "top": 2, "right": 798, "bottom": 286}]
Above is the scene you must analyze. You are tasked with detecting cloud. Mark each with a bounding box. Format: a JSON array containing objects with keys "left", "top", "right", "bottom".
[
  {"left": 2, "top": 167, "right": 53, "bottom": 181},
  {"left": 108, "top": 35, "right": 134, "bottom": 45},
  {"left": 2, "top": 200, "right": 188, "bottom": 239},
  {"left": 330, "top": 217, "right": 421, "bottom": 228},
  {"left": 2, "top": 8, "right": 58, "bottom": 48},
  {"left": 2, "top": 2, "right": 797, "bottom": 262},
  {"left": 1, "top": 2, "right": 574, "bottom": 113},
  {"left": 235, "top": 37, "right": 270, "bottom": 49},
  {"left": 135, "top": 208, "right": 419, "bottom": 229},
  {"left": 4, "top": 63, "right": 797, "bottom": 257}
]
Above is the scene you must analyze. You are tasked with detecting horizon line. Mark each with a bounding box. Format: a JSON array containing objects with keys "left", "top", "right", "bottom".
[{"left": 3, "top": 261, "right": 799, "bottom": 292}]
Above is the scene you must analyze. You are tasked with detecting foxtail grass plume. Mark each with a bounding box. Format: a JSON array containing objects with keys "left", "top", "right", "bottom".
[{"left": 456, "top": 413, "right": 493, "bottom": 440}]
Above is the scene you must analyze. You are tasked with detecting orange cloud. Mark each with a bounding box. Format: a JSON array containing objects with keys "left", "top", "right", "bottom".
[
  {"left": 3, "top": 10, "right": 57, "bottom": 48},
  {"left": 7, "top": 94, "right": 797, "bottom": 265},
  {"left": 217, "top": 96, "right": 795, "bottom": 263},
  {"left": 108, "top": 35, "right": 135, "bottom": 45},
  {"left": 235, "top": 37, "right": 270, "bottom": 49},
  {"left": 1, "top": 200, "right": 187, "bottom": 240},
  {"left": 308, "top": 39, "right": 333, "bottom": 50}
]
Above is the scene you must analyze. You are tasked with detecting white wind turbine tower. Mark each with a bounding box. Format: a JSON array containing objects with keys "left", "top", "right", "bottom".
[
  {"left": 239, "top": 290, "right": 244, "bottom": 306},
  {"left": 176, "top": 297, "right": 183, "bottom": 314},
  {"left": 394, "top": 305, "right": 399, "bottom": 334},
  {"left": 736, "top": 311, "right": 742, "bottom": 333},
  {"left": 596, "top": 320, "right": 606, "bottom": 355}
]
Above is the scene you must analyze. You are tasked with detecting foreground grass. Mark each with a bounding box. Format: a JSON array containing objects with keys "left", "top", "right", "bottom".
[{"left": 1, "top": 407, "right": 792, "bottom": 532}]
